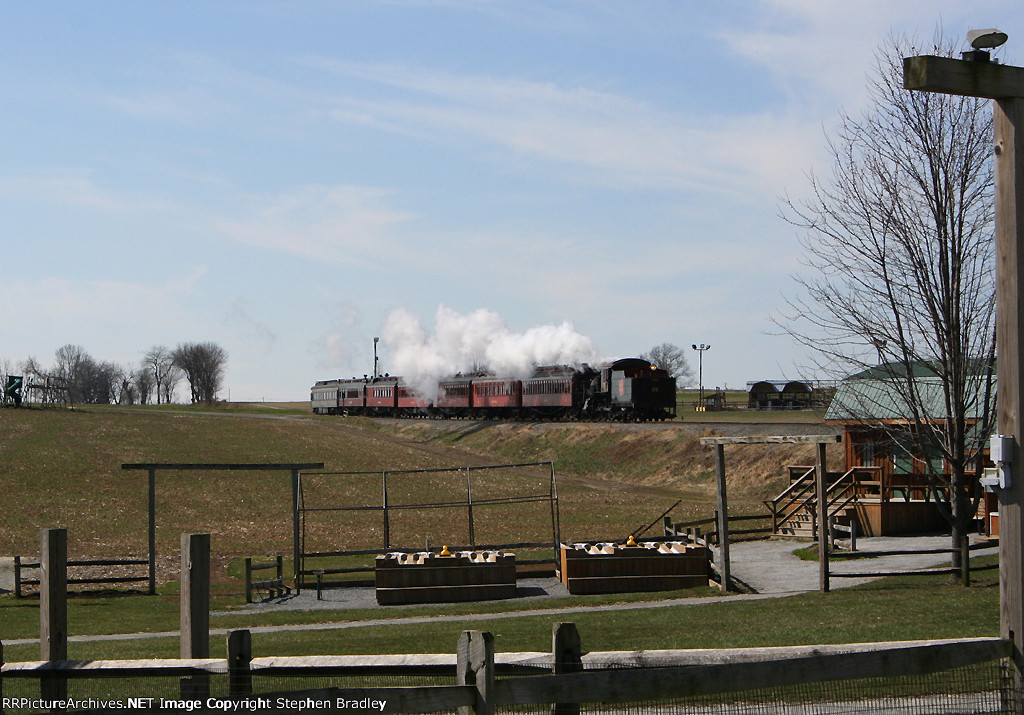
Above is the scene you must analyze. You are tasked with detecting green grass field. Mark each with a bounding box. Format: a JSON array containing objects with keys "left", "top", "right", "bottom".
[{"left": 0, "top": 403, "right": 994, "bottom": 666}]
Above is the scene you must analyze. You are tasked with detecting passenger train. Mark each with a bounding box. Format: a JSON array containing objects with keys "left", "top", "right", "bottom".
[{"left": 311, "top": 358, "right": 677, "bottom": 421}]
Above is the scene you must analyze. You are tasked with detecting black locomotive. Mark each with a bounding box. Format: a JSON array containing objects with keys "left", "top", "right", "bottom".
[{"left": 311, "top": 358, "right": 677, "bottom": 421}]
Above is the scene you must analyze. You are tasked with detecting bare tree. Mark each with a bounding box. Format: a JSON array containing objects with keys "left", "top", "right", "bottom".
[
  {"left": 54, "top": 344, "right": 91, "bottom": 403},
  {"left": 143, "top": 344, "right": 177, "bottom": 403},
  {"left": 778, "top": 34, "right": 995, "bottom": 577},
  {"left": 640, "top": 343, "right": 693, "bottom": 387},
  {"left": 172, "top": 342, "right": 228, "bottom": 406},
  {"left": 134, "top": 365, "right": 154, "bottom": 405}
]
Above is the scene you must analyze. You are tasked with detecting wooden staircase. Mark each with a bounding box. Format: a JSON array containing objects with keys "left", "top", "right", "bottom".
[{"left": 766, "top": 466, "right": 865, "bottom": 538}]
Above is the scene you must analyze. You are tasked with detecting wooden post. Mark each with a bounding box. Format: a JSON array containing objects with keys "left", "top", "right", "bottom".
[
  {"left": 996, "top": 93, "right": 1024, "bottom": 706},
  {"left": 904, "top": 53, "right": 1024, "bottom": 704},
  {"left": 244, "top": 558, "right": 253, "bottom": 604},
  {"left": 552, "top": 622, "right": 582, "bottom": 715},
  {"left": 147, "top": 467, "right": 156, "bottom": 596},
  {"left": 1, "top": 639, "right": 4, "bottom": 715},
  {"left": 180, "top": 533, "right": 211, "bottom": 698},
  {"left": 40, "top": 528, "right": 67, "bottom": 702},
  {"left": 181, "top": 533, "right": 210, "bottom": 658},
  {"left": 457, "top": 630, "right": 495, "bottom": 715},
  {"left": 382, "top": 471, "right": 390, "bottom": 549},
  {"left": 466, "top": 467, "right": 475, "bottom": 546},
  {"left": 816, "top": 443, "right": 830, "bottom": 593},
  {"left": 227, "top": 629, "right": 253, "bottom": 696},
  {"left": 13, "top": 555, "right": 21, "bottom": 598},
  {"left": 961, "top": 533, "right": 971, "bottom": 588},
  {"left": 291, "top": 468, "right": 301, "bottom": 594},
  {"left": 714, "top": 444, "right": 731, "bottom": 591}
]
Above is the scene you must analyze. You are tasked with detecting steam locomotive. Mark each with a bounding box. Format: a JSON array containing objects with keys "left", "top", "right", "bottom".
[{"left": 311, "top": 358, "right": 677, "bottom": 421}]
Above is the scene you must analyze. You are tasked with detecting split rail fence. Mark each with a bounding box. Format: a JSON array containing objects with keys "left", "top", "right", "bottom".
[
  {"left": 12, "top": 556, "right": 148, "bottom": 598},
  {"left": 1, "top": 628, "right": 1013, "bottom": 714},
  {"left": 1, "top": 528, "right": 1018, "bottom": 713}
]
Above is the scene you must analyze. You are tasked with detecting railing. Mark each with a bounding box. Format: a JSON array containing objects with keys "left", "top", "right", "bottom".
[
  {"left": 766, "top": 467, "right": 883, "bottom": 537},
  {"left": 244, "top": 556, "right": 290, "bottom": 603},
  {"left": 663, "top": 513, "right": 771, "bottom": 545},
  {"left": 13, "top": 556, "right": 149, "bottom": 598},
  {"left": 0, "top": 628, "right": 1011, "bottom": 714}
]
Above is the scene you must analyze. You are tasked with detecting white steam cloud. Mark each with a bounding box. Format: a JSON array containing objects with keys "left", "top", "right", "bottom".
[{"left": 381, "top": 305, "right": 601, "bottom": 399}]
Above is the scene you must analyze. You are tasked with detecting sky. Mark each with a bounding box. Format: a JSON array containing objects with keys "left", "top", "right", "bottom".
[{"left": 0, "top": 1, "right": 1020, "bottom": 402}]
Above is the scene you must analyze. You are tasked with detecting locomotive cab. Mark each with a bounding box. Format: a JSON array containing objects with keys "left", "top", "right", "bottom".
[{"left": 601, "top": 358, "right": 677, "bottom": 421}]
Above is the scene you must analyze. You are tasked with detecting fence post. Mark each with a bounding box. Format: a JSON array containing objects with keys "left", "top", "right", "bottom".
[
  {"left": 40, "top": 527, "right": 68, "bottom": 702},
  {"left": 13, "top": 556, "right": 21, "bottom": 598},
  {"left": 180, "top": 533, "right": 211, "bottom": 699},
  {"left": 1, "top": 639, "right": 5, "bottom": 715},
  {"left": 291, "top": 468, "right": 302, "bottom": 595},
  {"left": 457, "top": 630, "right": 495, "bottom": 715},
  {"left": 552, "top": 623, "right": 581, "bottom": 715},
  {"left": 714, "top": 444, "right": 731, "bottom": 592},
  {"left": 244, "top": 558, "right": 253, "bottom": 604},
  {"left": 961, "top": 533, "right": 971, "bottom": 587},
  {"left": 663, "top": 515, "right": 672, "bottom": 537},
  {"left": 815, "top": 443, "right": 830, "bottom": 593},
  {"left": 850, "top": 519, "right": 857, "bottom": 552},
  {"left": 227, "top": 630, "right": 253, "bottom": 696},
  {"left": 147, "top": 467, "right": 157, "bottom": 596}
]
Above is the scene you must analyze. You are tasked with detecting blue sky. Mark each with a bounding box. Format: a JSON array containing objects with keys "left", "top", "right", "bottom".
[{"left": 0, "top": 1, "right": 1019, "bottom": 401}]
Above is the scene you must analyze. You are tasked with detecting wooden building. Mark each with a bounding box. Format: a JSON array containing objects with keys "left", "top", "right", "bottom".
[{"left": 768, "top": 362, "right": 994, "bottom": 537}]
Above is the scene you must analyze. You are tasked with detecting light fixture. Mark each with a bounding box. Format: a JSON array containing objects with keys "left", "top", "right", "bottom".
[{"left": 968, "top": 28, "right": 1008, "bottom": 50}]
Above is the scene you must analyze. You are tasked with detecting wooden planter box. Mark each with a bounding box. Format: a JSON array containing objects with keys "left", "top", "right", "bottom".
[
  {"left": 558, "top": 542, "right": 710, "bottom": 595},
  {"left": 375, "top": 551, "right": 517, "bottom": 605}
]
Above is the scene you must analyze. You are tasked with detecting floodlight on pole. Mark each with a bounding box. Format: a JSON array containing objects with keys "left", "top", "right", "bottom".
[
  {"left": 963, "top": 28, "right": 1007, "bottom": 62},
  {"left": 692, "top": 344, "right": 710, "bottom": 406},
  {"left": 968, "top": 28, "right": 1008, "bottom": 50}
]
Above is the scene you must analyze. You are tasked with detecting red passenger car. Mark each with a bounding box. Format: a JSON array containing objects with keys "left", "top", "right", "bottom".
[
  {"left": 365, "top": 377, "right": 399, "bottom": 413},
  {"left": 436, "top": 376, "right": 474, "bottom": 416},
  {"left": 471, "top": 377, "right": 522, "bottom": 417},
  {"left": 396, "top": 381, "right": 431, "bottom": 416}
]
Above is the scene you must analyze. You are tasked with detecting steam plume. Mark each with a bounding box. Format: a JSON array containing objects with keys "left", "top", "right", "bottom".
[{"left": 381, "top": 305, "right": 600, "bottom": 399}]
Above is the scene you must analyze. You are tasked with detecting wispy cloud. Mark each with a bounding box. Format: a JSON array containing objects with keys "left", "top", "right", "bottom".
[
  {"left": 306, "top": 58, "right": 826, "bottom": 201},
  {"left": 216, "top": 184, "right": 417, "bottom": 266}
]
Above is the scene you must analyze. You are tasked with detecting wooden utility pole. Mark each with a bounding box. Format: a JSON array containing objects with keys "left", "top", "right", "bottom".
[{"left": 904, "top": 51, "right": 1024, "bottom": 704}]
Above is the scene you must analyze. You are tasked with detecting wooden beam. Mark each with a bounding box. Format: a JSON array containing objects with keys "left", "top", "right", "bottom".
[
  {"left": 904, "top": 54, "right": 1024, "bottom": 99},
  {"left": 699, "top": 434, "right": 840, "bottom": 446}
]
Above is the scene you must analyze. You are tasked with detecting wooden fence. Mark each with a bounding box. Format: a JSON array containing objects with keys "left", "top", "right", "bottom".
[
  {"left": 12, "top": 555, "right": 149, "bottom": 598},
  {"left": 0, "top": 528, "right": 1015, "bottom": 713},
  {"left": 297, "top": 462, "right": 560, "bottom": 591},
  {"left": 243, "top": 556, "right": 290, "bottom": 603},
  {"left": 0, "top": 628, "right": 1011, "bottom": 714}
]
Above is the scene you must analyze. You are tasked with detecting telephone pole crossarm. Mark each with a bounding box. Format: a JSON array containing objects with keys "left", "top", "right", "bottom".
[{"left": 904, "top": 54, "right": 1024, "bottom": 99}]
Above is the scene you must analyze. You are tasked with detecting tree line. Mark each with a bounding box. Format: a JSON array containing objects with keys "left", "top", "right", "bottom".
[{"left": 2, "top": 342, "right": 227, "bottom": 407}]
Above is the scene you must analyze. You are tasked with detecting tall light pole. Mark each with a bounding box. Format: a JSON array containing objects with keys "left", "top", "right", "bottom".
[
  {"left": 905, "top": 30, "right": 1024, "bottom": 697},
  {"left": 692, "top": 344, "right": 710, "bottom": 407}
]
